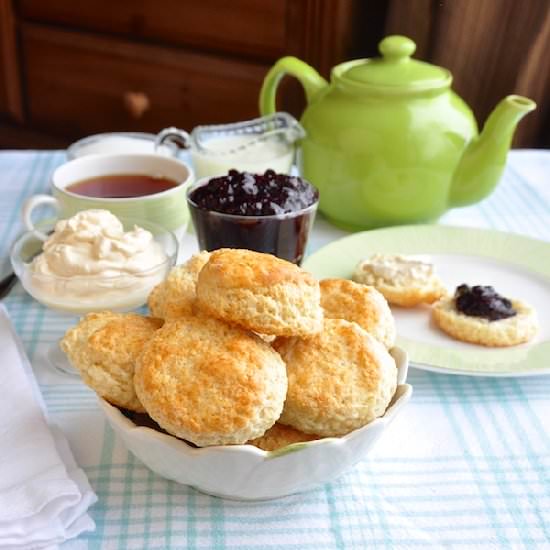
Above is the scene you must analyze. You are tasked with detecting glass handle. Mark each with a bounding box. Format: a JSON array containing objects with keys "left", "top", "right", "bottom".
[
  {"left": 155, "top": 127, "right": 192, "bottom": 152},
  {"left": 21, "top": 194, "right": 59, "bottom": 240}
]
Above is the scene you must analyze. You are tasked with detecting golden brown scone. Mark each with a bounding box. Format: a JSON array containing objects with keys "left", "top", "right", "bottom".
[
  {"left": 274, "top": 319, "right": 397, "bottom": 437},
  {"left": 247, "top": 423, "right": 319, "bottom": 451},
  {"left": 61, "top": 312, "right": 163, "bottom": 412},
  {"left": 353, "top": 254, "right": 446, "bottom": 307},
  {"left": 195, "top": 248, "right": 323, "bottom": 337},
  {"left": 134, "top": 315, "right": 288, "bottom": 447},
  {"left": 320, "top": 278, "right": 396, "bottom": 349},
  {"left": 148, "top": 251, "right": 210, "bottom": 319},
  {"left": 432, "top": 296, "right": 538, "bottom": 347}
]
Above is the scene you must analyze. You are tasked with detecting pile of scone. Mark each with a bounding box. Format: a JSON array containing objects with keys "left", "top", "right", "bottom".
[{"left": 61, "top": 248, "right": 399, "bottom": 451}]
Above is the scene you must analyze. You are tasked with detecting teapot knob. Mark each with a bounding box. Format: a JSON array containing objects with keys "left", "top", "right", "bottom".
[{"left": 379, "top": 35, "right": 416, "bottom": 62}]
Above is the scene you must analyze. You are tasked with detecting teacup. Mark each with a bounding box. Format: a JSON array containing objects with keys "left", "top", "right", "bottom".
[
  {"left": 22, "top": 153, "right": 194, "bottom": 242},
  {"left": 66, "top": 132, "right": 179, "bottom": 160}
]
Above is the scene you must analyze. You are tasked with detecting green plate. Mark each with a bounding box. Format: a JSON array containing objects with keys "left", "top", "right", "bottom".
[{"left": 303, "top": 225, "right": 550, "bottom": 377}]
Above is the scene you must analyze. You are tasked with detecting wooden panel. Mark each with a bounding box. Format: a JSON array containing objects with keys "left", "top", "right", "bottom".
[
  {"left": 0, "top": 121, "right": 67, "bottom": 148},
  {"left": 286, "top": 0, "right": 360, "bottom": 78},
  {"left": 3, "top": 1, "right": 370, "bottom": 148},
  {"left": 18, "top": 0, "right": 287, "bottom": 62},
  {"left": 280, "top": 0, "right": 367, "bottom": 119},
  {"left": 385, "top": 0, "right": 437, "bottom": 59},
  {"left": 386, "top": 0, "right": 550, "bottom": 147},
  {"left": 0, "top": 0, "right": 23, "bottom": 121},
  {"left": 508, "top": 6, "right": 550, "bottom": 147},
  {"left": 21, "top": 24, "right": 270, "bottom": 140}
]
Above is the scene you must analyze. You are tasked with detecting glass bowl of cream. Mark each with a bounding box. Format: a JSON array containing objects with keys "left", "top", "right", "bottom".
[{"left": 10, "top": 209, "right": 178, "bottom": 374}]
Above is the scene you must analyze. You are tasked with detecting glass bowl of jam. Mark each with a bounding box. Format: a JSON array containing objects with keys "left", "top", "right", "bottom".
[{"left": 187, "top": 169, "right": 319, "bottom": 265}]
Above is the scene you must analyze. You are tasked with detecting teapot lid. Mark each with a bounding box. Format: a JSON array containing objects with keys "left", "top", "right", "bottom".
[{"left": 342, "top": 35, "right": 451, "bottom": 93}]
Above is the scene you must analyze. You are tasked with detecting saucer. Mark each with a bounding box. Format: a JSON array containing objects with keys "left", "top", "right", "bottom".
[{"left": 303, "top": 225, "right": 550, "bottom": 377}]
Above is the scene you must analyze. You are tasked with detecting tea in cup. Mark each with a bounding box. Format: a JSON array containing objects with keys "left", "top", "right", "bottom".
[{"left": 22, "top": 153, "right": 194, "bottom": 242}]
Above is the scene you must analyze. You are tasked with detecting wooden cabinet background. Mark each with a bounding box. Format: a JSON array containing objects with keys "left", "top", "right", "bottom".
[
  {"left": 0, "top": 0, "right": 371, "bottom": 147},
  {"left": 385, "top": 0, "right": 550, "bottom": 149},
  {"left": 0, "top": 0, "right": 548, "bottom": 148}
]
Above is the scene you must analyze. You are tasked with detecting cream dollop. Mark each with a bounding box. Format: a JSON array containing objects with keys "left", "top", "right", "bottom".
[
  {"left": 28, "top": 209, "right": 169, "bottom": 312},
  {"left": 353, "top": 253, "right": 436, "bottom": 286}
]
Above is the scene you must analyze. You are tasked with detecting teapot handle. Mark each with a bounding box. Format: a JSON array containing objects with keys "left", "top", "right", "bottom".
[{"left": 259, "top": 56, "right": 328, "bottom": 116}]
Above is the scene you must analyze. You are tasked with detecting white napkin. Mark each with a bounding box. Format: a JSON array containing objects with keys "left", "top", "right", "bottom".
[{"left": 0, "top": 304, "right": 97, "bottom": 549}]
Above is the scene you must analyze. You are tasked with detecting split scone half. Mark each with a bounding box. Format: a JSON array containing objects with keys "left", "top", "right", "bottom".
[
  {"left": 134, "top": 314, "right": 288, "bottom": 447},
  {"left": 274, "top": 318, "right": 397, "bottom": 437},
  {"left": 353, "top": 253, "right": 446, "bottom": 307},
  {"left": 61, "top": 311, "right": 163, "bottom": 412},
  {"left": 195, "top": 248, "right": 323, "bottom": 337},
  {"left": 432, "top": 295, "right": 538, "bottom": 347}
]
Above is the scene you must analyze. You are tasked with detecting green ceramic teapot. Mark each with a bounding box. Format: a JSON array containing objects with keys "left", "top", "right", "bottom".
[{"left": 259, "top": 35, "right": 536, "bottom": 230}]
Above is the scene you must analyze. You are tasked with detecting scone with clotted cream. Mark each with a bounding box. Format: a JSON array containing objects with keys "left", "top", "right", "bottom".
[{"left": 353, "top": 253, "right": 446, "bottom": 307}]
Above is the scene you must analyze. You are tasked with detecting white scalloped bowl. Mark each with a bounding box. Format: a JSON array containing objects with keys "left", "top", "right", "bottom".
[{"left": 99, "top": 347, "right": 412, "bottom": 500}]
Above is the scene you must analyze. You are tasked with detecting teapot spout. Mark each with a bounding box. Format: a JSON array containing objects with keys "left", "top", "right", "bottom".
[{"left": 449, "top": 95, "right": 536, "bottom": 207}]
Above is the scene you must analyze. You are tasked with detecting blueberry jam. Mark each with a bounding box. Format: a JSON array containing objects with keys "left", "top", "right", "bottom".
[
  {"left": 454, "top": 284, "right": 516, "bottom": 321},
  {"left": 189, "top": 169, "right": 319, "bottom": 216},
  {"left": 187, "top": 170, "right": 319, "bottom": 265}
]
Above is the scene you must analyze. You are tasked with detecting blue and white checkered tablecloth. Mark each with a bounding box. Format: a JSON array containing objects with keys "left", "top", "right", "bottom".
[{"left": 1, "top": 150, "right": 549, "bottom": 549}]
